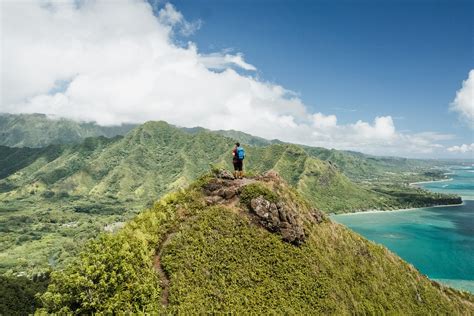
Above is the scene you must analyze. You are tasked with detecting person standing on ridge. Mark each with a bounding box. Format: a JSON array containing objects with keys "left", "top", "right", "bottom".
[{"left": 232, "top": 142, "right": 245, "bottom": 179}]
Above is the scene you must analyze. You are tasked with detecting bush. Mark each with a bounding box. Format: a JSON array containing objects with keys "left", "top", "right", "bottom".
[
  {"left": 0, "top": 274, "right": 49, "bottom": 315},
  {"left": 239, "top": 183, "right": 278, "bottom": 207},
  {"left": 56, "top": 191, "right": 70, "bottom": 198}
]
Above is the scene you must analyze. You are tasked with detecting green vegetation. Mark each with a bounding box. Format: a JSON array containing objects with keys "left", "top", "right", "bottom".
[
  {"left": 39, "top": 189, "right": 205, "bottom": 313},
  {"left": 370, "top": 184, "right": 462, "bottom": 209},
  {"left": 0, "top": 273, "right": 49, "bottom": 315},
  {"left": 1, "top": 113, "right": 452, "bottom": 185},
  {"left": 0, "top": 198, "right": 128, "bottom": 275},
  {"left": 0, "top": 113, "right": 135, "bottom": 147},
  {"left": 293, "top": 147, "right": 452, "bottom": 185},
  {"left": 0, "top": 120, "right": 462, "bottom": 276},
  {"left": 240, "top": 182, "right": 278, "bottom": 207},
  {"left": 38, "top": 175, "right": 474, "bottom": 314}
]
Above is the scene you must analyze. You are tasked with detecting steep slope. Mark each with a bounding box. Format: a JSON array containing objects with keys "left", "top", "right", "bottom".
[
  {"left": 0, "top": 122, "right": 460, "bottom": 275},
  {"left": 38, "top": 171, "right": 474, "bottom": 314},
  {"left": 1, "top": 113, "right": 446, "bottom": 185},
  {"left": 0, "top": 145, "right": 64, "bottom": 180},
  {"left": 302, "top": 147, "right": 446, "bottom": 183},
  {"left": 1, "top": 121, "right": 456, "bottom": 213},
  {"left": 0, "top": 113, "right": 136, "bottom": 147},
  {"left": 210, "top": 129, "right": 445, "bottom": 183}
]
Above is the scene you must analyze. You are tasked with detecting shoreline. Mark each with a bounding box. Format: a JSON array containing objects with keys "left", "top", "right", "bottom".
[
  {"left": 409, "top": 178, "right": 453, "bottom": 186},
  {"left": 333, "top": 201, "right": 465, "bottom": 216}
]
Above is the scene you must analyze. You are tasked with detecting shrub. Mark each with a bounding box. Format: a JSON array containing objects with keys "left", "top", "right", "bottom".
[
  {"left": 239, "top": 183, "right": 278, "bottom": 207},
  {"left": 41, "top": 190, "right": 55, "bottom": 198}
]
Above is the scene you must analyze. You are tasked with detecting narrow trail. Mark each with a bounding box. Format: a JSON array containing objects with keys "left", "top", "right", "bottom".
[
  {"left": 153, "top": 231, "right": 176, "bottom": 307},
  {"left": 152, "top": 176, "right": 256, "bottom": 307}
]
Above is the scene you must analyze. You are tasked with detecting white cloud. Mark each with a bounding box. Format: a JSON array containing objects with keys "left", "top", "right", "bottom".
[
  {"left": 447, "top": 143, "right": 474, "bottom": 153},
  {"left": 157, "top": 3, "right": 202, "bottom": 36},
  {"left": 199, "top": 52, "right": 256, "bottom": 71},
  {"left": 450, "top": 70, "right": 474, "bottom": 128},
  {"left": 0, "top": 0, "right": 460, "bottom": 157},
  {"left": 312, "top": 113, "right": 337, "bottom": 128}
]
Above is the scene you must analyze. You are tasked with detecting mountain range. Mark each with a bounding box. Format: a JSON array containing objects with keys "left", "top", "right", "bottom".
[
  {"left": 1, "top": 117, "right": 458, "bottom": 215},
  {"left": 0, "top": 113, "right": 136, "bottom": 148},
  {"left": 0, "top": 113, "right": 470, "bottom": 313}
]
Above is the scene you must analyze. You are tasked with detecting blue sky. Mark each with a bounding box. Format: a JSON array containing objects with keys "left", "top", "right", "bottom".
[
  {"left": 2, "top": 0, "right": 473, "bottom": 157},
  {"left": 171, "top": 0, "right": 473, "bottom": 144}
]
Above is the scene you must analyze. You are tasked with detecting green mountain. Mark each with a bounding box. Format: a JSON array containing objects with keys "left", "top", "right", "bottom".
[
  {"left": 1, "top": 113, "right": 445, "bottom": 184},
  {"left": 1, "top": 121, "right": 457, "bottom": 214},
  {"left": 0, "top": 113, "right": 136, "bottom": 147},
  {"left": 206, "top": 128, "right": 446, "bottom": 184},
  {"left": 37, "top": 172, "right": 474, "bottom": 314},
  {"left": 0, "top": 121, "right": 460, "bottom": 275}
]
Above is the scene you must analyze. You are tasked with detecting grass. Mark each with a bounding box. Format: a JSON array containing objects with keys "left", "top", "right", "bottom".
[
  {"left": 239, "top": 182, "right": 279, "bottom": 207},
  {"left": 37, "top": 176, "right": 474, "bottom": 314}
]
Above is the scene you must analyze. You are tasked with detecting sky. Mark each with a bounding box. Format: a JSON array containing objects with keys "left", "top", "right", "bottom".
[{"left": 0, "top": 0, "right": 473, "bottom": 158}]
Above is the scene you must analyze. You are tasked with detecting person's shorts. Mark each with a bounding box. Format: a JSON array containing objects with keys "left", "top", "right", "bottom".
[{"left": 233, "top": 160, "right": 243, "bottom": 171}]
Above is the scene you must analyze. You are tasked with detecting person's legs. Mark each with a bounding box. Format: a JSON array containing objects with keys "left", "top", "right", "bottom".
[
  {"left": 233, "top": 161, "right": 239, "bottom": 179},
  {"left": 237, "top": 161, "right": 243, "bottom": 178}
]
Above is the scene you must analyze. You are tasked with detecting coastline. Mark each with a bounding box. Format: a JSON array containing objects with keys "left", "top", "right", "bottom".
[
  {"left": 409, "top": 178, "right": 453, "bottom": 186},
  {"left": 333, "top": 167, "right": 473, "bottom": 295},
  {"left": 333, "top": 201, "right": 465, "bottom": 216}
]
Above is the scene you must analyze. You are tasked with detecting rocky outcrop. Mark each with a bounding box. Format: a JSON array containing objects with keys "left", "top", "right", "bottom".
[
  {"left": 250, "top": 196, "right": 306, "bottom": 245},
  {"left": 256, "top": 170, "right": 282, "bottom": 183},
  {"left": 202, "top": 178, "right": 241, "bottom": 205},
  {"left": 214, "top": 169, "right": 235, "bottom": 180},
  {"left": 201, "top": 170, "right": 324, "bottom": 245}
]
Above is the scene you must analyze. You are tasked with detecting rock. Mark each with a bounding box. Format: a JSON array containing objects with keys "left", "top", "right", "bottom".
[
  {"left": 249, "top": 195, "right": 306, "bottom": 245},
  {"left": 251, "top": 196, "right": 271, "bottom": 218},
  {"left": 202, "top": 181, "right": 222, "bottom": 196},
  {"left": 310, "top": 209, "right": 324, "bottom": 223},
  {"left": 215, "top": 169, "right": 235, "bottom": 180},
  {"left": 258, "top": 170, "right": 282, "bottom": 182},
  {"left": 263, "top": 170, "right": 280, "bottom": 178},
  {"left": 202, "top": 178, "right": 241, "bottom": 204},
  {"left": 223, "top": 187, "right": 238, "bottom": 199},
  {"left": 216, "top": 188, "right": 226, "bottom": 198},
  {"left": 205, "top": 196, "right": 224, "bottom": 205}
]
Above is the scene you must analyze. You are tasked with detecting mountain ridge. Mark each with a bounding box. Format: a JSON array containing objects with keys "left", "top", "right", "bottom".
[
  {"left": 1, "top": 120, "right": 458, "bottom": 213},
  {"left": 0, "top": 120, "right": 461, "bottom": 277},
  {"left": 0, "top": 113, "right": 137, "bottom": 148},
  {"left": 37, "top": 171, "right": 474, "bottom": 314},
  {"left": 0, "top": 113, "right": 449, "bottom": 176}
]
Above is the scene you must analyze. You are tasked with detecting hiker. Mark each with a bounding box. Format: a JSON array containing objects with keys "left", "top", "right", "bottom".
[{"left": 232, "top": 142, "right": 245, "bottom": 179}]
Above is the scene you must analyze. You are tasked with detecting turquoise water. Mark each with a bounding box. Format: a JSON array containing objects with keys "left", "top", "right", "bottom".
[
  {"left": 417, "top": 166, "right": 474, "bottom": 200},
  {"left": 332, "top": 166, "right": 474, "bottom": 293}
]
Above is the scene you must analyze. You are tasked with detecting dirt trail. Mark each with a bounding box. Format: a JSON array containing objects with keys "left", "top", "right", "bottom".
[
  {"left": 153, "top": 231, "right": 176, "bottom": 307},
  {"left": 152, "top": 176, "right": 256, "bottom": 307}
]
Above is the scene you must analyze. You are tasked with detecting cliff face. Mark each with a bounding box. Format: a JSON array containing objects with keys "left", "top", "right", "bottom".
[{"left": 39, "top": 170, "right": 474, "bottom": 314}]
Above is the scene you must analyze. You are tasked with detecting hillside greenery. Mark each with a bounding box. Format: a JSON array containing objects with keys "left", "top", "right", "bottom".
[
  {"left": 0, "top": 117, "right": 469, "bottom": 313},
  {"left": 0, "top": 121, "right": 461, "bottom": 277},
  {"left": 0, "top": 273, "right": 49, "bottom": 315},
  {"left": 37, "top": 174, "right": 474, "bottom": 314},
  {"left": 0, "top": 113, "right": 453, "bottom": 185},
  {"left": 0, "top": 113, "right": 135, "bottom": 147}
]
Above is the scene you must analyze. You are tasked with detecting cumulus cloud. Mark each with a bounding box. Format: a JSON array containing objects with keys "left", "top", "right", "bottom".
[
  {"left": 450, "top": 70, "right": 474, "bottom": 128},
  {"left": 157, "top": 3, "right": 202, "bottom": 36},
  {"left": 0, "top": 0, "right": 459, "bottom": 157},
  {"left": 447, "top": 143, "right": 474, "bottom": 153},
  {"left": 199, "top": 52, "right": 257, "bottom": 71}
]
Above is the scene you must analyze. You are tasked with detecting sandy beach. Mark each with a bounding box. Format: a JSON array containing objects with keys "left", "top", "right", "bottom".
[
  {"left": 334, "top": 201, "right": 465, "bottom": 216},
  {"left": 409, "top": 178, "right": 453, "bottom": 186}
]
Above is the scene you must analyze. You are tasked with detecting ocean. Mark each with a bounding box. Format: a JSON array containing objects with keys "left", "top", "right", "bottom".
[{"left": 331, "top": 166, "right": 474, "bottom": 293}]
